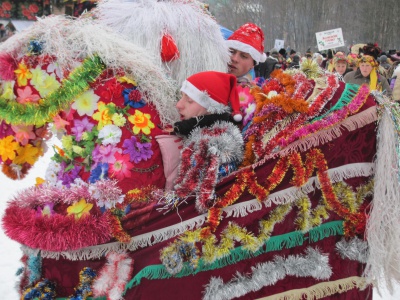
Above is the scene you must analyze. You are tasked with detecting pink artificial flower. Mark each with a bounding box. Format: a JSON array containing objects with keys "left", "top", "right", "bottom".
[
  {"left": 16, "top": 86, "right": 40, "bottom": 104},
  {"left": 11, "top": 124, "right": 36, "bottom": 146},
  {"left": 109, "top": 152, "right": 133, "bottom": 181},
  {"left": 53, "top": 114, "right": 70, "bottom": 131},
  {"left": 237, "top": 85, "right": 253, "bottom": 108}
]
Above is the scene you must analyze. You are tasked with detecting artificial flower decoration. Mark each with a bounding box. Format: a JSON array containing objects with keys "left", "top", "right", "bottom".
[
  {"left": 123, "top": 87, "right": 146, "bottom": 109},
  {"left": 92, "top": 101, "right": 114, "bottom": 129},
  {"left": 67, "top": 198, "right": 93, "bottom": 220},
  {"left": 109, "top": 152, "right": 133, "bottom": 181},
  {"left": 92, "top": 145, "right": 118, "bottom": 165},
  {"left": 28, "top": 40, "right": 43, "bottom": 55},
  {"left": 30, "top": 65, "right": 46, "bottom": 87},
  {"left": 11, "top": 125, "right": 36, "bottom": 146},
  {"left": 98, "top": 124, "right": 122, "bottom": 145},
  {"left": 36, "top": 202, "right": 55, "bottom": 217},
  {"left": 14, "top": 144, "right": 41, "bottom": 165},
  {"left": 237, "top": 85, "right": 253, "bottom": 107},
  {"left": 89, "top": 162, "right": 109, "bottom": 183},
  {"left": 71, "top": 117, "right": 95, "bottom": 142},
  {"left": 35, "top": 177, "right": 45, "bottom": 186},
  {"left": 44, "top": 160, "right": 61, "bottom": 186},
  {"left": 0, "top": 121, "right": 14, "bottom": 139},
  {"left": 118, "top": 76, "right": 137, "bottom": 86},
  {"left": 14, "top": 62, "right": 32, "bottom": 86},
  {"left": 111, "top": 113, "right": 126, "bottom": 127},
  {"left": 243, "top": 102, "right": 256, "bottom": 126},
  {"left": 128, "top": 110, "right": 155, "bottom": 135},
  {"left": 16, "top": 86, "right": 41, "bottom": 104},
  {"left": 1, "top": 80, "right": 16, "bottom": 100},
  {"left": 72, "top": 89, "right": 100, "bottom": 117},
  {"left": 52, "top": 114, "right": 70, "bottom": 131},
  {"left": 98, "top": 78, "right": 124, "bottom": 101},
  {"left": 61, "top": 135, "right": 73, "bottom": 152},
  {"left": 57, "top": 161, "right": 81, "bottom": 188},
  {"left": 122, "top": 136, "right": 153, "bottom": 163},
  {"left": 47, "top": 62, "right": 63, "bottom": 79},
  {"left": 33, "top": 72, "right": 61, "bottom": 97},
  {"left": 0, "top": 135, "right": 20, "bottom": 161}
]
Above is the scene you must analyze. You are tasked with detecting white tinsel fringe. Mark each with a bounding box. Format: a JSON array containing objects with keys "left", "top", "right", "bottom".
[
  {"left": 94, "top": 0, "right": 230, "bottom": 86},
  {"left": 365, "top": 93, "right": 400, "bottom": 294},
  {"left": 0, "top": 15, "right": 180, "bottom": 125},
  {"left": 203, "top": 247, "right": 332, "bottom": 300}
]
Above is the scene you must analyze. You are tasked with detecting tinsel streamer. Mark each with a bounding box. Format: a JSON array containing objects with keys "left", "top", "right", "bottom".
[
  {"left": 108, "top": 213, "right": 131, "bottom": 243},
  {"left": 93, "top": 252, "right": 134, "bottom": 300},
  {"left": 203, "top": 247, "right": 332, "bottom": 300},
  {"left": 27, "top": 253, "right": 42, "bottom": 285},
  {"left": 365, "top": 94, "right": 400, "bottom": 294},
  {"left": 67, "top": 267, "right": 96, "bottom": 300},
  {"left": 336, "top": 237, "right": 369, "bottom": 263},
  {"left": 130, "top": 223, "right": 344, "bottom": 291},
  {"left": 20, "top": 278, "right": 57, "bottom": 300},
  {"left": 0, "top": 55, "right": 105, "bottom": 125},
  {"left": 259, "top": 276, "right": 368, "bottom": 300}
]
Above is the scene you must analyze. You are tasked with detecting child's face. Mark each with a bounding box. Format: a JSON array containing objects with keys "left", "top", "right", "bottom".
[
  {"left": 334, "top": 62, "right": 347, "bottom": 75},
  {"left": 359, "top": 63, "right": 373, "bottom": 77},
  {"left": 228, "top": 48, "right": 254, "bottom": 78},
  {"left": 176, "top": 93, "right": 208, "bottom": 120}
]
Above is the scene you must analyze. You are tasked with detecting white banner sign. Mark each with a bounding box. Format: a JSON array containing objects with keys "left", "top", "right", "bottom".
[
  {"left": 274, "top": 39, "right": 284, "bottom": 50},
  {"left": 315, "top": 28, "right": 344, "bottom": 51}
]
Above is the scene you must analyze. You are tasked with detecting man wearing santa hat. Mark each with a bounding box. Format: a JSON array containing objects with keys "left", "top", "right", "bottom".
[{"left": 226, "top": 23, "right": 267, "bottom": 82}]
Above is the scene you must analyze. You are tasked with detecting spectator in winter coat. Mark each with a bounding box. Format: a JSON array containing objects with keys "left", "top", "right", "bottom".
[
  {"left": 332, "top": 52, "right": 350, "bottom": 82},
  {"left": 344, "top": 55, "right": 392, "bottom": 97},
  {"left": 288, "top": 54, "right": 300, "bottom": 69},
  {"left": 263, "top": 48, "right": 281, "bottom": 79}
]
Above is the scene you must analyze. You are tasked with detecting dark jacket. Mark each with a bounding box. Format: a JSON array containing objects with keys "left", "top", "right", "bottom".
[{"left": 262, "top": 55, "right": 280, "bottom": 78}]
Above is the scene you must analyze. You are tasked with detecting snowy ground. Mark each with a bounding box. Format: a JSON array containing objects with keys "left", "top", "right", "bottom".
[{"left": 1, "top": 147, "right": 399, "bottom": 299}]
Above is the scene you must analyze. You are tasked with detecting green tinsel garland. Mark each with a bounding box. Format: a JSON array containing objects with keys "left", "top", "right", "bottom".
[
  {"left": 123, "top": 220, "right": 344, "bottom": 292},
  {"left": 0, "top": 55, "right": 106, "bottom": 126}
]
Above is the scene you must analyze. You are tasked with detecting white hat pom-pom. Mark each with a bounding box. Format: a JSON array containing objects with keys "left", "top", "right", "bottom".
[{"left": 233, "top": 114, "right": 243, "bottom": 122}]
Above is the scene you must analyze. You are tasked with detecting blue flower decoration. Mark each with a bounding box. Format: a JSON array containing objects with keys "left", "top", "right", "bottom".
[
  {"left": 28, "top": 40, "right": 44, "bottom": 55},
  {"left": 123, "top": 87, "right": 146, "bottom": 108},
  {"left": 89, "top": 163, "right": 109, "bottom": 183}
]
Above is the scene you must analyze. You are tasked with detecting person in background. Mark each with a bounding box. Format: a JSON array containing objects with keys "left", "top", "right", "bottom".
[
  {"left": 288, "top": 54, "right": 300, "bottom": 69},
  {"left": 344, "top": 55, "right": 392, "bottom": 97},
  {"left": 226, "top": 23, "right": 267, "bottom": 83},
  {"left": 263, "top": 48, "right": 281, "bottom": 79},
  {"left": 332, "top": 52, "right": 350, "bottom": 82}
]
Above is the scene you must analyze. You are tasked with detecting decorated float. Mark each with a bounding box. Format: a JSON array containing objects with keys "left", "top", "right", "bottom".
[{"left": 1, "top": 1, "right": 400, "bottom": 300}]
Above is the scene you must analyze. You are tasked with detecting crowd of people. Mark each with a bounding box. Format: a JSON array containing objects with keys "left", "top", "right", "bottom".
[{"left": 255, "top": 42, "right": 399, "bottom": 100}]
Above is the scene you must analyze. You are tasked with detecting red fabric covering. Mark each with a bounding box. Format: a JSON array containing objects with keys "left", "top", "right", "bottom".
[{"left": 38, "top": 91, "right": 376, "bottom": 299}]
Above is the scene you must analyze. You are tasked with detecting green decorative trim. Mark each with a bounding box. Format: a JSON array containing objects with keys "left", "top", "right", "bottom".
[
  {"left": 0, "top": 55, "right": 106, "bottom": 125},
  {"left": 312, "top": 83, "right": 361, "bottom": 122},
  {"left": 124, "top": 220, "right": 344, "bottom": 293}
]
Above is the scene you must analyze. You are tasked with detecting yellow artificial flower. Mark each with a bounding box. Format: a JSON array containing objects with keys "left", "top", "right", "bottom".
[
  {"left": 14, "top": 144, "right": 41, "bottom": 165},
  {"left": 0, "top": 136, "right": 20, "bottom": 162},
  {"left": 71, "top": 89, "right": 100, "bottom": 117},
  {"left": 128, "top": 110, "right": 155, "bottom": 135},
  {"left": 92, "top": 101, "right": 113, "bottom": 129},
  {"left": 1, "top": 81, "right": 16, "bottom": 100},
  {"left": 35, "top": 177, "right": 46, "bottom": 186},
  {"left": 34, "top": 73, "right": 61, "bottom": 97},
  {"left": 118, "top": 76, "right": 137, "bottom": 86},
  {"left": 14, "top": 62, "right": 33, "bottom": 86},
  {"left": 30, "top": 66, "right": 46, "bottom": 88},
  {"left": 81, "top": 132, "right": 90, "bottom": 141},
  {"left": 61, "top": 135, "right": 73, "bottom": 151},
  {"left": 67, "top": 198, "right": 93, "bottom": 219},
  {"left": 112, "top": 113, "right": 126, "bottom": 127},
  {"left": 72, "top": 145, "right": 84, "bottom": 156}
]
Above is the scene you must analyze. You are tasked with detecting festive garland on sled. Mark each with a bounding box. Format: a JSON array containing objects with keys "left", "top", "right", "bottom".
[{"left": 0, "top": 55, "right": 106, "bottom": 125}]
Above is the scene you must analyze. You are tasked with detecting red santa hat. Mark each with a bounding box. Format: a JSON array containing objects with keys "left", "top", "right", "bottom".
[
  {"left": 180, "top": 71, "right": 242, "bottom": 122},
  {"left": 226, "top": 23, "right": 267, "bottom": 64}
]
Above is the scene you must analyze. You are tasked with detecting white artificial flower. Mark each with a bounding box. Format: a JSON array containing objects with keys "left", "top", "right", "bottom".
[{"left": 98, "top": 124, "right": 122, "bottom": 145}]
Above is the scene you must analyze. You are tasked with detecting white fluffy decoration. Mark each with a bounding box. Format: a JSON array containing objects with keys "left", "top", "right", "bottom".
[
  {"left": 365, "top": 93, "right": 400, "bottom": 294},
  {"left": 94, "top": 0, "right": 230, "bottom": 85},
  {"left": 0, "top": 15, "right": 180, "bottom": 125}
]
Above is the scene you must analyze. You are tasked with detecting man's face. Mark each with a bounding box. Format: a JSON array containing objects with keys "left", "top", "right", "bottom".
[
  {"left": 359, "top": 63, "right": 373, "bottom": 77},
  {"left": 335, "top": 62, "right": 347, "bottom": 75},
  {"left": 176, "top": 93, "right": 208, "bottom": 120},
  {"left": 228, "top": 48, "right": 254, "bottom": 77}
]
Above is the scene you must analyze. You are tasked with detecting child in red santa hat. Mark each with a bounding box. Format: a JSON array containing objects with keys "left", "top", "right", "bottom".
[{"left": 226, "top": 23, "right": 267, "bottom": 82}]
